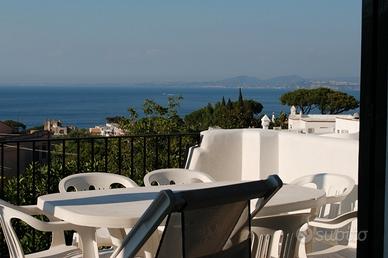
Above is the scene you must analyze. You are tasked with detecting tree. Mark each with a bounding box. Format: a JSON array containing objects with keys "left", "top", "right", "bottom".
[
  {"left": 106, "top": 116, "right": 125, "bottom": 124},
  {"left": 280, "top": 89, "right": 315, "bottom": 114},
  {"left": 119, "top": 96, "right": 184, "bottom": 135},
  {"left": 185, "top": 91, "right": 263, "bottom": 131},
  {"left": 314, "top": 88, "right": 359, "bottom": 114},
  {"left": 280, "top": 88, "right": 359, "bottom": 114}
]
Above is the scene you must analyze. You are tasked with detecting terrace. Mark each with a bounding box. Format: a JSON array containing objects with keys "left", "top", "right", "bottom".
[
  {"left": 0, "top": 0, "right": 387, "bottom": 257},
  {"left": 0, "top": 129, "right": 359, "bottom": 257}
]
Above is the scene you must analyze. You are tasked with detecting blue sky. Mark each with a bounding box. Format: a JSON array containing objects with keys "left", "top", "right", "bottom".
[{"left": 0, "top": 1, "right": 362, "bottom": 83}]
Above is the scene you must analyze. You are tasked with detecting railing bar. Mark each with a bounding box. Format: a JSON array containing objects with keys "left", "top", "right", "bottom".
[
  {"left": 77, "top": 139, "right": 80, "bottom": 172},
  {"left": 62, "top": 139, "right": 66, "bottom": 175},
  {"left": 91, "top": 139, "right": 95, "bottom": 172},
  {"left": 143, "top": 137, "right": 146, "bottom": 176},
  {"left": 0, "top": 132, "right": 200, "bottom": 144},
  {"left": 118, "top": 138, "right": 122, "bottom": 175},
  {"left": 1, "top": 143, "right": 4, "bottom": 198},
  {"left": 32, "top": 141, "right": 36, "bottom": 251},
  {"left": 130, "top": 137, "right": 134, "bottom": 178},
  {"left": 32, "top": 142, "right": 36, "bottom": 200},
  {"left": 179, "top": 135, "right": 182, "bottom": 168},
  {"left": 47, "top": 139, "right": 51, "bottom": 193},
  {"left": 167, "top": 136, "right": 171, "bottom": 167},
  {"left": 154, "top": 136, "right": 158, "bottom": 170},
  {"left": 104, "top": 138, "right": 108, "bottom": 172},
  {"left": 16, "top": 142, "right": 20, "bottom": 205}
]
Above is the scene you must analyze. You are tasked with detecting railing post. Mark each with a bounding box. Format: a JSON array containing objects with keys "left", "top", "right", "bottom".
[
  {"left": 143, "top": 137, "right": 147, "bottom": 176},
  {"left": 16, "top": 142, "right": 20, "bottom": 205},
  {"left": 104, "top": 138, "right": 108, "bottom": 172},
  {"left": 154, "top": 136, "right": 159, "bottom": 170},
  {"left": 118, "top": 137, "right": 122, "bottom": 175},
  {"left": 77, "top": 138, "right": 80, "bottom": 173},
  {"left": 130, "top": 137, "right": 134, "bottom": 178},
  {"left": 0, "top": 143, "right": 4, "bottom": 198},
  {"left": 91, "top": 138, "right": 95, "bottom": 172},
  {"left": 32, "top": 141, "right": 36, "bottom": 201},
  {"left": 62, "top": 139, "right": 66, "bottom": 175},
  {"left": 47, "top": 140, "right": 51, "bottom": 193},
  {"left": 179, "top": 135, "right": 182, "bottom": 168},
  {"left": 167, "top": 136, "right": 171, "bottom": 167}
]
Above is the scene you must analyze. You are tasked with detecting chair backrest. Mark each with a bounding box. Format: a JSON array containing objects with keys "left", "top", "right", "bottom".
[
  {"left": 251, "top": 213, "right": 310, "bottom": 258},
  {"left": 291, "top": 173, "right": 355, "bottom": 218},
  {"left": 0, "top": 200, "right": 26, "bottom": 258},
  {"left": 112, "top": 175, "right": 283, "bottom": 258},
  {"left": 58, "top": 172, "right": 138, "bottom": 192},
  {"left": 143, "top": 168, "right": 215, "bottom": 187}
]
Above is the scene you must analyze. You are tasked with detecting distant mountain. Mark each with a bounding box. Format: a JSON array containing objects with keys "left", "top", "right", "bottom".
[
  {"left": 134, "top": 75, "right": 359, "bottom": 90},
  {"left": 213, "top": 75, "right": 309, "bottom": 88},
  {"left": 261, "top": 75, "right": 309, "bottom": 88},
  {"left": 218, "top": 76, "right": 263, "bottom": 87}
]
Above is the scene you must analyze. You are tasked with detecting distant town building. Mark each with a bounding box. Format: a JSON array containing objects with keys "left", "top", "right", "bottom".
[
  {"left": 287, "top": 107, "right": 359, "bottom": 135},
  {"left": 44, "top": 120, "right": 71, "bottom": 136},
  {"left": 89, "top": 123, "right": 124, "bottom": 137}
]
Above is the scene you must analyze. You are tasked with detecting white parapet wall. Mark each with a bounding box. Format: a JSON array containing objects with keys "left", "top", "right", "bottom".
[
  {"left": 277, "top": 132, "right": 359, "bottom": 183},
  {"left": 187, "top": 128, "right": 358, "bottom": 184}
]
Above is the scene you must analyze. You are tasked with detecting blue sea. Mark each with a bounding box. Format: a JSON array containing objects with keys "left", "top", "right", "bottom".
[{"left": 0, "top": 86, "right": 360, "bottom": 128}]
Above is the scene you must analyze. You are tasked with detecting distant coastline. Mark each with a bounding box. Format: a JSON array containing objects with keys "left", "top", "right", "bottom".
[{"left": 0, "top": 75, "right": 360, "bottom": 90}]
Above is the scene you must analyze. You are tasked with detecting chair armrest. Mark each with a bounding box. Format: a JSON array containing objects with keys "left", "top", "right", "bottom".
[
  {"left": 19, "top": 205, "right": 43, "bottom": 215},
  {"left": 309, "top": 211, "right": 357, "bottom": 229},
  {"left": 20, "top": 205, "right": 62, "bottom": 222}
]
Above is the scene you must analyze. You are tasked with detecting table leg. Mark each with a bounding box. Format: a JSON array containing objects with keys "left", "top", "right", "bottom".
[{"left": 77, "top": 227, "right": 99, "bottom": 258}]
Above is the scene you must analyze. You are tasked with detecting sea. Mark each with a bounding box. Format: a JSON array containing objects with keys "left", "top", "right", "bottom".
[{"left": 0, "top": 85, "right": 360, "bottom": 129}]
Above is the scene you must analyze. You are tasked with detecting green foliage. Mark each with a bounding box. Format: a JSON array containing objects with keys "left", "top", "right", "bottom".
[
  {"left": 106, "top": 116, "right": 125, "bottom": 124},
  {"left": 280, "top": 88, "right": 316, "bottom": 114},
  {"left": 184, "top": 93, "right": 263, "bottom": 131},
  {"left": 314, "top": 88, "right": 360, "bottom": 114},
  {"left": 119, "top": 96, "right": 185, "bottom": 135},
  {"left": 280, "top": 87, "right": 359, "bottom": 114},
  {"left": 66, "top": 128, "right": 91, "bottom": 138},
  {"left": 270, "top": 112, "right": 288, "bottom": 129}
]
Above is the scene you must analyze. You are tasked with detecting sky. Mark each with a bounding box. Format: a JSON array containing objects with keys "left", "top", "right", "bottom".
[{"left": 0, "top": 0, "right": 362, "bottom": 84}]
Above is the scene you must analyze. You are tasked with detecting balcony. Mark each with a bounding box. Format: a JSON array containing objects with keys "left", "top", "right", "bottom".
[{"left": 0, "top": 129, "right": 358, "bottom": 257}]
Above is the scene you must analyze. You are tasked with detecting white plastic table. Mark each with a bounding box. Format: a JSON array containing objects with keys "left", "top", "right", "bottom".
[{"left": 37, "top": 182, "right": 325, "bottom": 257}]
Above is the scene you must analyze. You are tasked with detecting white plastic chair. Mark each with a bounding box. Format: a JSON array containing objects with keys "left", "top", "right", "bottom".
[
  {"left": 306, "top": 211, "right": 357, "bottom": 257},
  {"left": 0, "top": 199, "right": 95, "bottom": 258},
  {"left": 58, "top": 172, "right": 138, "bottom": 248},
  {"left": 58, "top": 172, "right": 138, "bottom": 192},
  {"left": 290, "top": 173, "right": 355, "bottom": 218},
  {"left": 251, "top": 213, "right": 311, "bottom": 258},
  {"left": 291, "top": 173, "right": 356, "bottom": 255},
  {"left": 143, "top": 168, "right": 215, "bottom": 187}
]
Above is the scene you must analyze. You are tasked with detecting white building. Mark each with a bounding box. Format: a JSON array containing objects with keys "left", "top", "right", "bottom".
[
  {"left": 89, "top": 123, "right": 124, "bottom": 137},
  {"left": 335, "top": 114, "right": 360, "bottom": 134},
  {"left": 287, "top": 106, "right": 359, "bottom": 135},
  {"left": 44, "top": 120, "right": 70, "bottom": 136}
]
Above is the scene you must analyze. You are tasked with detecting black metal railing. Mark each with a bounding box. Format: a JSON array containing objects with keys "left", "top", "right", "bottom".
[
  {"left": 0, "top": 132, "right": 201, "bottom": 256},
  {"left": 0, "top": 132, "right": 201, "bottom": 205}
]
